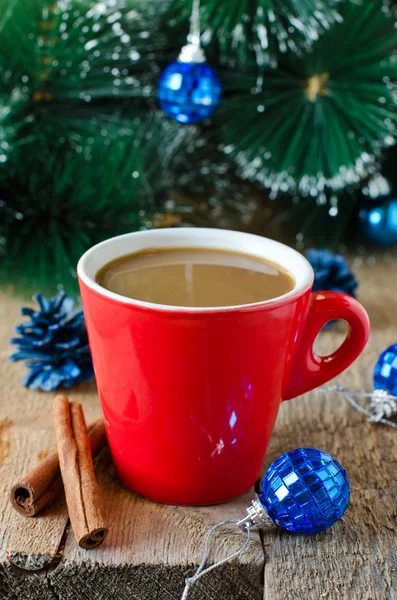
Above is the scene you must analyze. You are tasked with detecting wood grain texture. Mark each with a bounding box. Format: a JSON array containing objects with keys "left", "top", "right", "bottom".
[
  {"left": 0, "top": 254, "right": 396, "bottom": 600},
  {"left": 49, "top": 450, "right": 263, "bottom": 600},
  {"left": 262, "top": 255, "right": 397, "bottom": 600},
  {"left": 0, "top": 293, "right": 263, "bottom": 600}
]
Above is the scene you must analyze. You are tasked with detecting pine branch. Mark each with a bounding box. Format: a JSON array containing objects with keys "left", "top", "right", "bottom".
[
  {"left": 215, "top": 0, "right": 397, "bottom": 199},
  {"left": 0, "top": 0, "right": 163, "bottom": 98},
  {"left": 0, "top": 113, "right": 187, "bottom": 294},
  {"left": 0, "top": 0, "right": 190, "bottom": 294},
  {"left": 167, "top": 0, "right": 341, "bottom": 66},
  {"left": 0, "top": 0, "right": 167, "bottom": 159}
]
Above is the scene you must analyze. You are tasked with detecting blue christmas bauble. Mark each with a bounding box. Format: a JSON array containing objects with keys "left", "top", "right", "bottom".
[
  {"left": 373, "top": 343, "right": 397, "bottom": 396},
  {"left": 359, "top": 196, "right": 397, "bottom": 245},
  {"left": 259, "top": 448, "right": 349, "bottom": 534},
  {"left": 157, "top": 60, "right": 222, "bottom": 124}
]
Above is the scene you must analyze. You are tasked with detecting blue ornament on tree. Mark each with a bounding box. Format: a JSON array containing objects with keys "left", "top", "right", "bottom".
[
  {"left": 359, "top": 195, "right": 397, "bottom": 246},
  {"left": 373, "top": 343, "right": 397, "bottom": 396},
  {"left": 306, "top": 249, "right": 358, "bottom": 297},
  {"left": 9, "top": 291, "right": 94, "bottom": 392},
  {"left": 158, "top": 60, "right": 222, "bottom": 124},
  {"left": 157, "top": 0, "right": 222, "bottom": 124}
]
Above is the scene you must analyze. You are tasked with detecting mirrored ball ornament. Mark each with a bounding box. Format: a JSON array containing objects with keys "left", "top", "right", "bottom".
[
  {"left": 157, "top": 60, "right": 222, "bottom": 124},
  {"left": 359, "top": 195, "right": 397, "bottom": 245},
  {"left": 373, "top": 343, "right": 397, "bottom": 396},
  {"left": 259, "top": 448, "right": 350, "bottom": 534}
]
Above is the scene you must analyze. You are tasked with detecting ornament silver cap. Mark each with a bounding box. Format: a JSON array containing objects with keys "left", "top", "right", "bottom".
[
  {"left": 237, "top": 496, "right": 270, "bottom": 531},
  {"left": 178, "top": 40, "right": 206, "bottom": 64}
]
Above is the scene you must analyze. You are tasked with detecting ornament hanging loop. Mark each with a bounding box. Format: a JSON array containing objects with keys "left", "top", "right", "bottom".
[
  {"left": 180, "top": 519, "right": 251, "bottom": 600},
  {"left": 188, "top": 0, "right": 201, "bottom": 46},
  {"left": 179, "top": 0, "right": 205, "bottom": 64},
  {"left": 319, "top": 385, "right": 397, "bottom": 430}
]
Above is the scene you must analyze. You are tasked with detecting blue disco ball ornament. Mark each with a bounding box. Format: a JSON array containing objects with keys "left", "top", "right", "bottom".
[
  {"left": 157, "top": 60, "right": 222, "bottom": 124},
  {"left": 373, "top": 343, "right": 397, "bottom": 396},
  {"left": 359, "top": 196, "right": 397, "bottom": 246},
  {"left": 259, "top": 448, "right": 349, "bottom": 534}
]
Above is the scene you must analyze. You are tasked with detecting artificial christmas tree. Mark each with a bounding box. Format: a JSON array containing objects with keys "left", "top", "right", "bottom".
[{"left": 0, "top": 0, "right": 396, "bottom": 293}]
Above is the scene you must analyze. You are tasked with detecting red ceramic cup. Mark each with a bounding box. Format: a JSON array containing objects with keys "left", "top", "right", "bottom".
[{"left": 78, "top": 228, "right": 370, "bottom": 506}]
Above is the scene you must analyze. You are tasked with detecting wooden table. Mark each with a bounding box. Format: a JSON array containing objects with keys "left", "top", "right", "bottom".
[{"left": 0, "top": 255, "right": 396, "bottom": 600}]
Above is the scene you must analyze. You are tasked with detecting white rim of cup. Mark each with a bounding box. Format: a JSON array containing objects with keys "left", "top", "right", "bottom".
[{"left": 77, "top": 228, "right": 314, "bottom": 313}]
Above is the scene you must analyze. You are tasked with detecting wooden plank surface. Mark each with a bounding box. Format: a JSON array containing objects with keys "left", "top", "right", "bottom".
[
  {"left": 263, "top": 255, "right": 397, "bottom": 600},
  {"left": 0, "top": 253, "right": 396, "bottom": 600},
  {"left": 0, "top": 293, "right": 263, "bottom": 600}
]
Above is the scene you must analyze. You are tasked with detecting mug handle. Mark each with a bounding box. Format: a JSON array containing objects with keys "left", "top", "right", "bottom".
[{"left": 283, "top": 291, "right": 370, "bottom": 400}]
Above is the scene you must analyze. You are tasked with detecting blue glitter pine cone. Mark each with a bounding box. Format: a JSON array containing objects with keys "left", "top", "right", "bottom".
[
  {"left": 260, "top": 448, "right": 350, "bottom": 534},
  {"left": 306, "top": 249, "right": 358, "bottom": 297},
  {"left": 10, "top": 291, "right": 94, "bottom": 392}
]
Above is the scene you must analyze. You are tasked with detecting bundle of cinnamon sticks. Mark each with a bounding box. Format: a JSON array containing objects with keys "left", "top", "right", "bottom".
[{"left": 10, "top": 395, "right": 108, "bottom": 550}]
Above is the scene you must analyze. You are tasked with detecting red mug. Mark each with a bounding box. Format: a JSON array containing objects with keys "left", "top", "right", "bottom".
[{"left": 78, "top": 228, "right": 370, "bottom": 505}]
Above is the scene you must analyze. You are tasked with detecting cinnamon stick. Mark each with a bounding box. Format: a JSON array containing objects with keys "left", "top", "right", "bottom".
[
  {"left": 10, "top": 419, "right": 107, "bottom": 517},
  {"left": 53, "top": 396, "right": 108, "bottom": 549}
]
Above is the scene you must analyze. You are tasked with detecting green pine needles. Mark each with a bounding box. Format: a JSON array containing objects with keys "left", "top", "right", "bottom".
[
  {"left": 170, "top": 0, "right": 341, "bottom": 65},
  {"left": 0, "top": 115, "right": 185, "bottom": 293},
  {"left": 215, "top": 0, "right": 397, "bottom": 199},
  {"left": 0, "top": 0, "right": 166, "bottom": 154},
  {"left": 1, "top": 0, "right": 397, "bottom": 294},
  {"left": 0, "top": 0, "right": 184, "bottom": 293}
]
